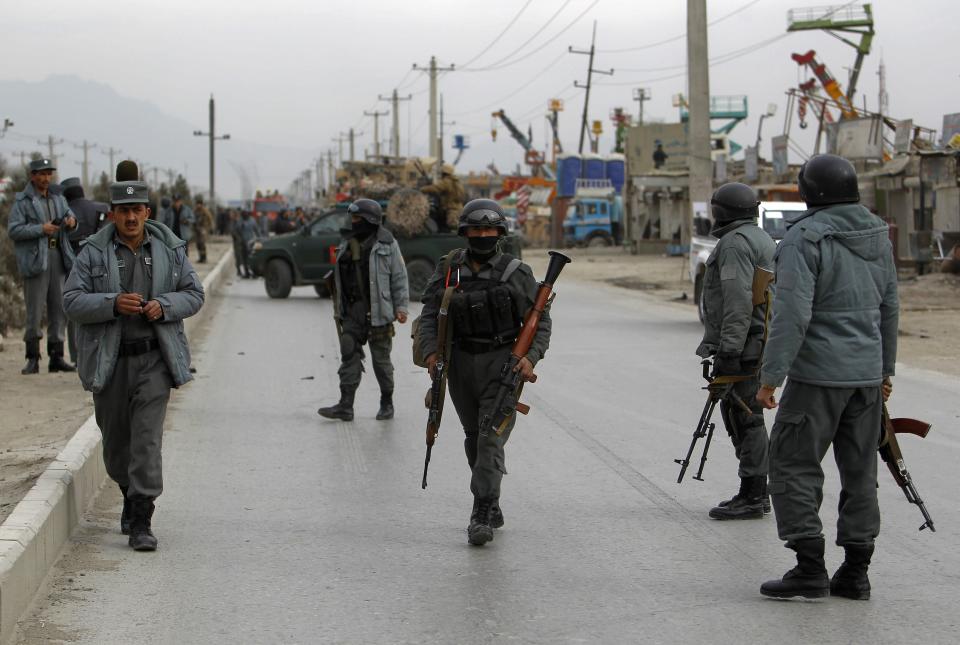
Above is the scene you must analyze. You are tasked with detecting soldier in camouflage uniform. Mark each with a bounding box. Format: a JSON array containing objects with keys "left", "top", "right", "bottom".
[
  {"left": 418, "top": 199, "right": 551, "bottom": 546},
  {"left": 696, "top": 182, "right": 776, "bottom": 520},
  {"left": 192, "top": 195, "right": 214, "bottom": 263}
]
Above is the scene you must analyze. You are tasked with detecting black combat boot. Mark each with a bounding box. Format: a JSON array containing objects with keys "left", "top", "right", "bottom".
[
  {"left": 470, "top": 497, "right": 504, "bottom": 529},
  {"left": 468, "top": 497, "right": 495, "bottom": 546},
  {"left": 831, "top": 544, "right": 873, "bottom": 600},
  {"left": 709, "top": 476, "right": 765, "bottom": 520},
  {"left": 47, "top": 341, "right": 76, "bottom": 373},
  {"left": 119, "top": 485, "right": 132, "bottom": 535},
  {"left": 716, "top": 477, "right": 771, "bottom": 514},
  {"left": 376, "top": 391, "right": 394, "bottom": 420},
  {"left": 760, "top": 537, "right": 830, "bottom": 599},
  {"left": 21, "top": 339, "right": 40, "bottom": 375},
  {"left": 318, "top": 386, "right": 356, "bottom": 421},
  {"left": 128, "top": 495, "right": 158, "bottom": 551}
]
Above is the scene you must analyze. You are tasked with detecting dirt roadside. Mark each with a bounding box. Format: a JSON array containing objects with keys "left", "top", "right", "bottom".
[
  {"left": 0, "top": 238, "right": 233, "bottom": 525},
  {"left": 524, "top": 247, "right": 960, "bottom": 378}
]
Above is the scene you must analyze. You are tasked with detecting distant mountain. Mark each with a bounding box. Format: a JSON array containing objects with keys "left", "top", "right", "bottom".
[{"left": 0, "top": 75, "right": 313, "bottom": 200}]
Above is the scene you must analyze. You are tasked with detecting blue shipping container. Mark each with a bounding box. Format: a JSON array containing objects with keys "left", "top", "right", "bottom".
[
  {"left": 605, "top": 154, "right": 626, "bottom": 193},
  {"left": 556, "top": 153, "right": 581, "bottom": 197},
  {"left": 583, "top": 154, "right": 605, "bottom": 180}
]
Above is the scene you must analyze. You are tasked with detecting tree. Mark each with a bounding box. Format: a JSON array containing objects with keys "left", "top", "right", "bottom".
[{"left": 92, "top": 171, "right": 111, "bottom": 203}]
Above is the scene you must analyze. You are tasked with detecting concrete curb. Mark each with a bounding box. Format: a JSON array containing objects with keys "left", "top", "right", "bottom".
[{"left": 0, "top": 247, "right": 234, "bottom": 644}]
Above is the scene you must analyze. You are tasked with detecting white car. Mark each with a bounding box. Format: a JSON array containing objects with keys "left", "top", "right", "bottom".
[{"left": 690, "top": 201, "right": 807, "bottom": 322}]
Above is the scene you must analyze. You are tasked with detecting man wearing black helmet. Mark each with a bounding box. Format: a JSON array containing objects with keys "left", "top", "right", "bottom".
[
  {"left": 417, "top": 198, "right": 551, "bottom": 546},
  {"left": 696, "top": 182, "right": 776, "bottom": 521},
  {"left": 757, "top": 154, "right": 899, "bottom": 600},
  {"left": 318, "top": 198, "right": 409, "bottom": 421}
]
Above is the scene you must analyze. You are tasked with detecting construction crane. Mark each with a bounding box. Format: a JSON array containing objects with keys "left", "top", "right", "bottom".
[
  {"left": 491, "top": 109, "right": 555, "bottom": 180},
  {"left": 792, "top": 50, "right": 859, "bottom": 120},
  {"left": 787, "top": 3, "right": 874, "bottom": 104}
]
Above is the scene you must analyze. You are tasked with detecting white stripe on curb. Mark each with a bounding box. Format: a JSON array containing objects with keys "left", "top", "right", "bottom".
[{"left": 0, "top": 247, "right": 234, "bottom": 645}]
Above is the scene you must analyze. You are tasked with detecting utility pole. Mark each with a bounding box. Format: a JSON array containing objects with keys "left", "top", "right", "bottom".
[
  {"left": 101, "top": 147, "right": 122, "bottom": 178},
  {"left": 331, "top": 134, "right": 346, "bottom": 164},
  {"left": 412, "top": 55, "right": 455, "bottom": 158},
  {"left": 379, "top": 89, "right": 412, "bottom": 158},
  {"left": 327, "top": 150, "right": 336, "bottom": 195},
  {"left": 345, "top": 128, "right": 363, "bottom": 162},
  {"left": 438, "top": 94, "right": 456, "bottom": 170},
  {"left": 37, "top": 135, "right": 65, "bottom": 175},
  {"left": 364, "top": 108, "right": 389, "bottom": 159},
  {"left": 686, "top": 0, "right": 711, "bottom": 246},
  {"left": 193, "top": 94, "right": 231, "bottom": 207},
  {"left": 632, "top": 88, "right": 651, "bottom": 125},
  {"left": 570, "top": 22, "right": 614, "bottom": 154},
  {"left": 74, "top": 140, "right": 98, "bottom": 193},
  {"left": 314, "top": 157, "right": 323, "bottom": 201}
]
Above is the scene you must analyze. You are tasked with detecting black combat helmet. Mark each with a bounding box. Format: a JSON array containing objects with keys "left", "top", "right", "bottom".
[
  {"left": 711, "top": 182, "right": 759, "bottom": 224},
  {"left": 798, "top": 154, "right": 860, "bottom": 206},
  {"left": 347, "top": 198, "right": 383, "bottom": 225},
  {"left": 458, "top": 199, "right": 508, "bottom": 236}
]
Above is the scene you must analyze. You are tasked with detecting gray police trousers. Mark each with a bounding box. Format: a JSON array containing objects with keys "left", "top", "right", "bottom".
[
  {"left": 448, "top": 345, "right": 516, "bottom": 502},
  {"left": 93, "top": 349, "right": 173, "bottom": 499},
  {"left": 337, "top": 325, "right": 395, "bottom": 395},
  {"left": 768, "top": 380, "right": 882, "bottom": 548},
  {"left": 719, "top": 375, "right": 769, "bottom": 478},
  {"left": 22, "top": 248, "right": 67, "bottom": 343}
]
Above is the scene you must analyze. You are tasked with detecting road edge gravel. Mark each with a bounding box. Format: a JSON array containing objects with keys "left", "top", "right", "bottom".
[{"left": 0, "top": 248, "right": 234, "bottom": 645}]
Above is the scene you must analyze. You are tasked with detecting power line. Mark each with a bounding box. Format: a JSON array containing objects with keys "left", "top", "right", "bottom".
[
  {"left": 594, "top": 33, "right": 791, "bottom": 86},
  {"left": 460, "top": 0, "right": 599, "bottom": 73},
  {"left": 598, "top": 0, "right": 763, "bottom": 54},
  {"left": 461, "top": 0, "right": 573, "bottom": 71},
  {"left": 458, "top": 0, "right": 537, "bottom": 68},
  {"left": 450, "top": 50, "right": 569, "bottom": 117}
]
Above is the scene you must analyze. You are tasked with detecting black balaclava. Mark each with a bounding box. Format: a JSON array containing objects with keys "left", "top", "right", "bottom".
[
  {"left": 352, "top": 219, "right": 378, "bottom": 239},
  {"left": 467, "top": 236, "right": 499, "bottom": 262}
]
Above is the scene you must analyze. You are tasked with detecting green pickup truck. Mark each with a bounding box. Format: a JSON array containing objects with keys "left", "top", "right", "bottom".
[{"left": 248, "top": 208, "right": 521, "bottom": 300}]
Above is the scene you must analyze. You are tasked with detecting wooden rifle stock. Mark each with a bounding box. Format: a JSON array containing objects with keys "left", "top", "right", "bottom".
[{"left": 879, "top": 405, "right": 935, "bottom": 532}]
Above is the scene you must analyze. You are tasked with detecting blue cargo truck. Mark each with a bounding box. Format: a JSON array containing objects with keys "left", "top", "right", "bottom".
[{"left": 562, "top": 178, "right": 624, "bottom": 247}]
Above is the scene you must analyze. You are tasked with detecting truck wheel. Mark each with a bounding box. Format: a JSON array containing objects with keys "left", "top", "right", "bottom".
[
  {"left": 694, "top": 273, "right": 706, "bottom": 323},
  {"left": 406, "top": 258, "right": 435, "bottom": 301},
  {"left": 587, "top": 233, "right": 613, "bottom": 248},
  {"left": 265, "top": 259, "right": 293, "bottom": 299},
  {"left": 313, "top": 283, "right": 331, "bottom": 299}
]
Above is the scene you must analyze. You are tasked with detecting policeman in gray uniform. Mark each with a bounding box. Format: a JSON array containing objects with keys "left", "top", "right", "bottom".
[
  {"left": 318, "top": 199, "right": 409, "bottom": 421},
  {"left": 160, "top": 193, "right": 195, "bottom": 253},
  {"left": 64, "top": 180, "right": 205, "bottom": 551},
  {"left": 696, "top": 182, "right": 776, "bottom": 520},
  {"left": 757, "top": 154, "right": 898, "bottom": 600},
  {"left": 6, "top": 158, "right": 77, "bottom": 374},
  {"left": 61, "top": 177, "right": 109, "bottom": 363},
  {"left": 418, "top": 199, "right": 551, "bottom": 546}
]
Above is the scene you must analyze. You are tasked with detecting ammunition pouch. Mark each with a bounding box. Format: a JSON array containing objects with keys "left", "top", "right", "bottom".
[{"left": 450, "top": 284, "right": 519, "bottom": 346}]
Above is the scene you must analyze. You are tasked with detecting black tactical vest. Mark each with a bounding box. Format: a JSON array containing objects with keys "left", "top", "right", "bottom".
[{"left": 449, "top": 252, "right": 523, "bottom": 349}]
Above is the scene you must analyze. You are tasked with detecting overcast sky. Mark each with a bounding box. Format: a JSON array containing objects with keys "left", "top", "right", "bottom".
[{"left": 2, "top": 0, "right": 958, "bottom": 198}]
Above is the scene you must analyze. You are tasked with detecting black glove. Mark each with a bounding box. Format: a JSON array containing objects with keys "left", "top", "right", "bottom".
[{"left": 712, "top": 353, "right": 742, "bottom": 377}]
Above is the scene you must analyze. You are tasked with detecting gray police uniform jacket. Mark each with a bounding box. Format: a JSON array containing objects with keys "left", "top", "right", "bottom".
[
  {"left": 760, "top": 203, "right": 898, "bottom": 388},
  {"left": 7, "top": 183, "right": 77, "bottom": 278},
  {"left": 697, "top": 219, "right": 776, "bottom": 360},
  {"left": 63, "top": 220, "right": 205, "bottom": 393},
  {"left": 233, "top": 217, "right": 260, "bottom": 245},
  {"left": 332, "top": 227, "right": 409, "bottom": 327},
  {"left": 417, "top": 249, "right": 551, "bottom": 365},
  {"left": 159, "top": 205, "right": 196, "bottom": 242}
]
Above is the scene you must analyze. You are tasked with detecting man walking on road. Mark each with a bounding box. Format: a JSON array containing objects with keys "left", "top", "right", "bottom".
[
  {"left": 193, "top": 195, "right": 214, "bottom": 263},
  {"left": 756, "top": 154, "right": 899, "bottom": 600},
  {"left": 318, "top": 198, "right": 409, "bottom": 422},
  {"left": 696, "top": 182, "right": 776, "bottom": 520},
  {"left": 64, "top": 179, "right": 205, "bottom": 551},
  {"left": 61, "top": 177, "right": 109, "bottom": 364},
  {"left": 231, "top": 209, "right": 259, "bottom": 278},
  {"left": 417, "top": 199, "right": 551, "bottom": 546},
  {"left": 6, "top": 158, "right": 78, "bottom": 374},
  {"left": 161, "top": 193, "right": 195, "bottom": 255}
]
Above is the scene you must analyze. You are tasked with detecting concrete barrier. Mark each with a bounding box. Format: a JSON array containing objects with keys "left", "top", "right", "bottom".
[{"left": 0, "top": 248, "right": 233, "bottom": 644}]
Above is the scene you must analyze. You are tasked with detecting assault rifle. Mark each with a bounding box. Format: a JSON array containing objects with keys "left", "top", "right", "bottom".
[
  {"left": 479, "top": 251, "right": 571, "bottom": 438},
  {"left": 880, "top": 405, "right": 935, "bottom": 532},
  {"left": 421, "top": 279, "right": 456, "bottom": 489},
  {"left": 675, "top": 359, "right": 754, "bottom": 484}
]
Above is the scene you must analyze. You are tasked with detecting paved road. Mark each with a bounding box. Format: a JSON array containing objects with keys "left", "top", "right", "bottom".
[{"left": 17, "top": 272, "right": 960, "bottom": 644}]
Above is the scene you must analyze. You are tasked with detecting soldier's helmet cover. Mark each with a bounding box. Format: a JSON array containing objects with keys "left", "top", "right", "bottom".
[
  {"left": 458, "top": 199, "right": 508, "bottom": 236},
  {"left": 798, "top": 154, "right": 860, "bottom": 206},
  {"left": 711, "top": 182, "right": 759, "bottom": 224},
  {"left": 347, "top": 198, "right": 383, "bottom": 225}
]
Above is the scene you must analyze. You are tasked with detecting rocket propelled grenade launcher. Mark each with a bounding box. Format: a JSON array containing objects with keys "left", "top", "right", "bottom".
[{"left": 481, "top": 251, "right": 571, "bottom": 437}]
